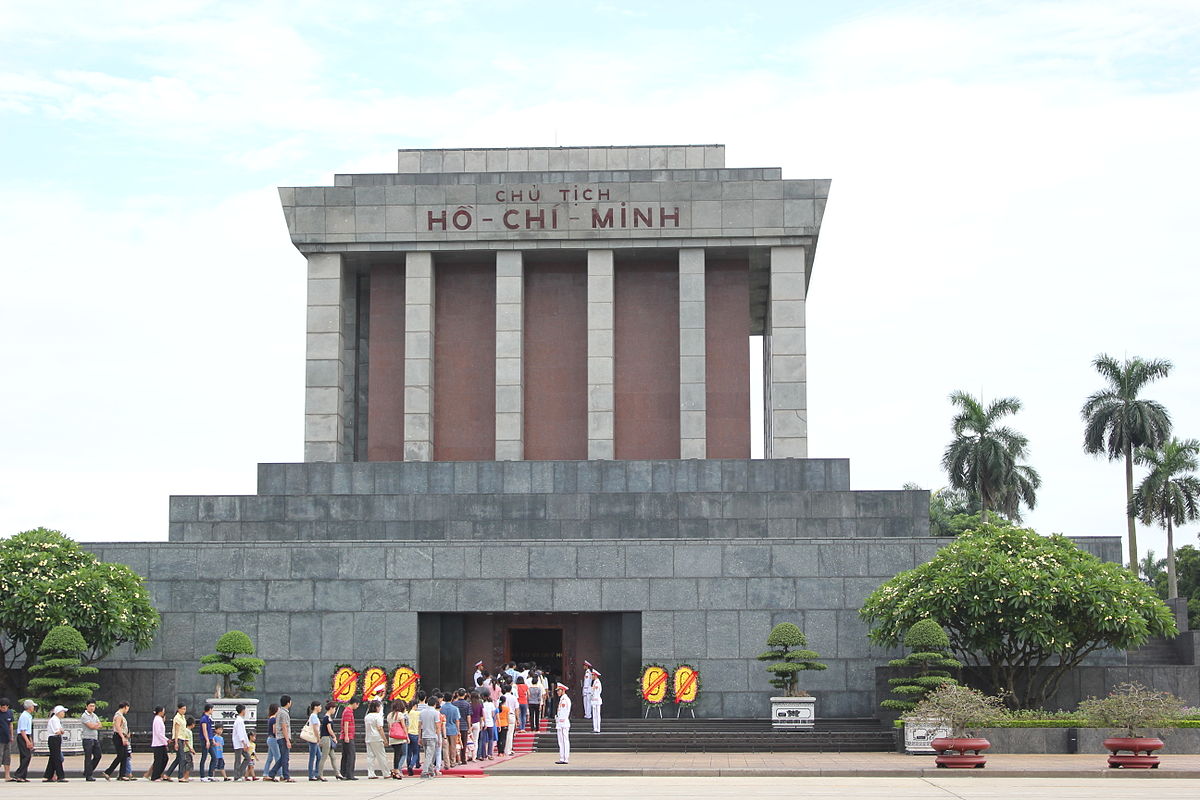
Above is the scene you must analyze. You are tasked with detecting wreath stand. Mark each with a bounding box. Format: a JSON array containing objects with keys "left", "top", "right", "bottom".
[
  {"left": 675, "top": 704, "right": 696, "bottom": 718},
  {"left": 644, "top": 704, "right": 664, "bottom": 718}
]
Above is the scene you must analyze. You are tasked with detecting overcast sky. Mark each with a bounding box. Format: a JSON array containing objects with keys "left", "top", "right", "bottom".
[{"left": 2, "top": 1, "right": 1198, "bottom": 561}]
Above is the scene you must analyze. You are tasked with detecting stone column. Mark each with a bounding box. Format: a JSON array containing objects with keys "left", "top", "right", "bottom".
[
  {"left": 495, "top": 251, "right": 523, "bottom": 460},
  {"left": 587, "top": 249, "right": 615, "bottom": 459},
  {"left": 679, "top": 249, "right": 707, "bottom": 459},
  {"left": 764, "top": 246, "right": 807, "bottom": 458},
  {"left": 305, "top": 253, "right": 345, "bottom": 462},
  {"left": 403, "top": 252, "right": 435, "bottom": 461}
]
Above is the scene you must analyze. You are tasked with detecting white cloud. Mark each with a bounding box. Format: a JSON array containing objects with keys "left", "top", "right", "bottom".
[{"left": 2, "top": 0, "right": 1200, "bottom": 558}]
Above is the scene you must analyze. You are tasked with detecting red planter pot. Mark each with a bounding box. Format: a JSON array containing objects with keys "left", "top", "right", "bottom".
[
  {"left": 1103, "top": 736, "right": 1164, "bottom": 769},
  {"left": 931, "top": 736, "right": 990, "bottom": 769}
]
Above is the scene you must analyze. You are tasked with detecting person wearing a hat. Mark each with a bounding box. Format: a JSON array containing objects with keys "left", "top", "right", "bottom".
[
  {"left": 553, "top": 683, "right": 571, "bottom": 765},
  {"left": 589, "top": 670, "right": 603, "bottom": 734},
  {"left": 42, "top": 706, "right": 67, "bottom": 782},
  {"left": 13, "top": 700, "right": 35, "bottom": 782},
  {"left": 472, "top": 661, "right": 484, "bottom": 688},
  {"left": 581, "top": 661, "right": 593, "bottom": 720}
]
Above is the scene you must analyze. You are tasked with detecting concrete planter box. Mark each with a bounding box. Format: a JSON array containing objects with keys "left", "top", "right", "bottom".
[
  {"left": 903, "top": 718, "right": 951, "bottom": 754},
  {"left": 32, "top": 718, "right": 84, "bottom": 756},
  {"left": 771, "top": 696, "right": 815, "bottom": 728},
  {"left": 974, "top": 727, "right": 1200, "bottom": 754},
  {"left": 208, "top": 697, "right": 259, "bottom": 724}
]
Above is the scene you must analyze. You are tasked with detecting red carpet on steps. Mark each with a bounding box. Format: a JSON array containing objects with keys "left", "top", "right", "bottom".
[{"left": 422, "top": 719, "right": 544, "bottom": 777}]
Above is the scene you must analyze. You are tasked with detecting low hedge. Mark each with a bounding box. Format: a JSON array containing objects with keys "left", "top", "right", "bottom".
[{"left": 896, "top": 718, "right": 1200, "bottom": 729}]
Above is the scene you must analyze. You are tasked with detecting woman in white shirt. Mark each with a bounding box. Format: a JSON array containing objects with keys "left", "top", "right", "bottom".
[
  {"left": 480, "top": 697, "right": 497, "bottom": 759},
  {"left": 43, "top": 706, "right": 67, "bottom": 782},
  {"left": 305, "top": 701, "right": 324, "bottom": 781},
  {"left": 362, "top": 701, "right": 387, "bottom": 778}
]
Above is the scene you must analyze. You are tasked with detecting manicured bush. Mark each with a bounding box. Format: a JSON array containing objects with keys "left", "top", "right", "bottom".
[
  {"left": 25, "top": 624, "right": 102, "bottom": 714},
  {"left": 757, "top": 622, "right": 826, "bottom": 696},
  {"left": 881, "top": 619, "right": 960, "bottom": 712},
  {"left": 198, "top": 630, "right": 264, "bottom": 698}
]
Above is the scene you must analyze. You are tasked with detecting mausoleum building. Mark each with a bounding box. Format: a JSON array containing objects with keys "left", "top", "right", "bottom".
[{"left": 87, "top": 145, "right": 1122, "bottom": 721}]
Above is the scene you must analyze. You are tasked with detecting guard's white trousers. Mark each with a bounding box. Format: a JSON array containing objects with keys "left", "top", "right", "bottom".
[
  {"left": 556, "top": 725, "right": 570, "bottom": 762},
  {"left": 582, "top": 691, "right": 592, "bottom": 718},
  {"left": 592, "top": 703, "right": 601, "bottom": 733}
]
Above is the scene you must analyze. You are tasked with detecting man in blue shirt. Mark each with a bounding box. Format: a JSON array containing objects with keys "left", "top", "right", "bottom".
[
  {"left": 14, "top": 700, "right": 35, "bottom": 782},
  {"left": 0, "top": 698, "right": 13, "bottom": 782},
  {"left": 439, "top": 693, "right": 461, "bottom": 768},
  {"left": 198, "top": 705, "right": 215, "bottom": 781}
]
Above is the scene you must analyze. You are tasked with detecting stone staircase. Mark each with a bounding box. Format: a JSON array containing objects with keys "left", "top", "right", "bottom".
[
  {"left": 534, "top": 718, "right": 897, "bottom": 753},
  {"left": 1127, "top": 636, "right": 1183, "bottom": 665}
]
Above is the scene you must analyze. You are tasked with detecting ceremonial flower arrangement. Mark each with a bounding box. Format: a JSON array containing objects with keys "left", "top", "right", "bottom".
[
  {"left": 389, "top": 664, "right": 420, "bottom": 702},
  {"left": 330, "top": 664, "right": 359, "bottom": 703},
  {"left": 361, "top": 665, "right": 389, "bottom": 701},
  {"left": 638, "top": 663, "right": 671, "bottom": 707},
  {"left": 672, "top": 664, "right": 701, "bottom": 708}
]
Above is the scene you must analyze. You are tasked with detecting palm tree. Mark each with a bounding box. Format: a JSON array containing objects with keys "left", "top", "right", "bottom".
[
  {"left": 1138, "top": 549, "right": 1167, "bottom": 586},
  {"left": 1081, "top": 354, "right": 1173, "bottom": 567},
  {"left": 941, "top": 391, "right": 1041, "bottom": 523},
  {"left": 1130, "top": 438, "right": 1200, "bottom": 599}
]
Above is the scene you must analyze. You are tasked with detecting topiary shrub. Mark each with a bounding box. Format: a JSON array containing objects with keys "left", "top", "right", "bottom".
[
  {"left": 198, "top": 630, "right": 264, "bottom": 698},
  {"left": 905, "top": 683, "right": 1007, "bottom": 738},
  {"left": 1078, "top": 682, "right": 1186, "bottom": 738},
  {"left": 881, "top": 619, "right": 961, "bottom": 712},
  {"left": 25, "top": 624, "right": 103, "bottom": 714},
  {"left": 757, "top": 622, "right": 827, "bottom": 696}
]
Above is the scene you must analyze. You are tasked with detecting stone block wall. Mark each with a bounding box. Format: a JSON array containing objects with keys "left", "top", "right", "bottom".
[{"left": 88, "top": 534, "right": 939, "bottom": 719}]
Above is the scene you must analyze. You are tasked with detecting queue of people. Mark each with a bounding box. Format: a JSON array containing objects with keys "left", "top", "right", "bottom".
[{"left": 0, "top": 660, "right": 598, "bottom": 782}]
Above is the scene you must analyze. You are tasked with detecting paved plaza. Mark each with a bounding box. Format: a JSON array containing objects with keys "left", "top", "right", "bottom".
[{"left": 1, "top": 775, "right": 1199, "bottom": 799}]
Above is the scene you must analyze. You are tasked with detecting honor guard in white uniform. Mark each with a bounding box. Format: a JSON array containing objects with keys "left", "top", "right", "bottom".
[
  {"left": 590, "top": 670, "right": 603, "bottom": 733},
  {"left": 581, "top": 660, "right": 594, "bottom": 719},
  {"left": 472, "top": 660, "right": 484, "bottom": 687},
  {"left": 554, "top": 683, "right": 571, "bottom": 764}
]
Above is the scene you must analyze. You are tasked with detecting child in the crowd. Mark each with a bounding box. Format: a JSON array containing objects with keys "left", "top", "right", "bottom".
[
  {"left": 245, "top": 731, "right": 259, "bottom": 781},
  {"left": 495, "top": 697, "right": 509, "bottom": 755},
  {"left": 179, "top": 717, "right": 196, "bottom": 782},
  {"left": 209, "top": 724, "right": 229, "bottom": 782}
]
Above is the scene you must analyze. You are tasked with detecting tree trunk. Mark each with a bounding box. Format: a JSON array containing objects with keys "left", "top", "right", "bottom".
[
  {"left": 1125, "top": 444, "right": 1137, "bottom": 568},
  {"left": 1167, "top": 517, "right": 1178, "bottom": 600}
]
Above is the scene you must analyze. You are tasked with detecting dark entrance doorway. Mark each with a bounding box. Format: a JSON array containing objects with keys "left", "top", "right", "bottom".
[
  {"left": 508, "top": 627, "right": 563, "bottom": 677},
  {"left": 418, "top": 611, "right": 641, "bottom": 717}
]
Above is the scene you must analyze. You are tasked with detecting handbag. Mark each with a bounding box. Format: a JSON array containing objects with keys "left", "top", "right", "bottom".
[
  {"left": 388, "top": 720, "right": 406, "bottom": 739},
  {"left": 299, "top": 725, "right": 319, "bottom": 744}
]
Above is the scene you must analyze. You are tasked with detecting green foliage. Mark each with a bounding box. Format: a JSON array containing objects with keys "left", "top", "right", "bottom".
[
  {"left": 26, "top": 625, "right": 102, "bottom": 714},
  {"left": 1131, "top": 438, "right": 1200, "bottom": 600},
  {"left": 905, "top": 683, "right": 1007, "bottom": 738},
  {"left": 927, "top": 487, "right": 978, "bottom": 536},
  {"left": 757, "top": 622, "right": 826, "bottom": 696},
  {"left": 198, "top": 630, "right": 264, "bottom": 698},
  {"left": 941, "top": 391, "right": 1041, "bottom": 523},
  {"left": 1155, "top": 545, "right": 1200, "bottom": 628},
  {"left": 1077, "top": 682, "right": 1186, "bottom": 738},
  {"left": 0, "top": 528, "right": 160, "bottom": 698},
  {"left": 860, "top": 524, "right": 1177, "bottom": 709},
  {"left": 1082, "top": 353, "right": 1174, "bottom": 567},
  {"left": 881, "top": 619, "right": 960, "bottom": 712}
]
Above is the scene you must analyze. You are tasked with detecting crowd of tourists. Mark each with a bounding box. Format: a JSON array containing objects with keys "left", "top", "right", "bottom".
[{"left": 0, "top": 660, "right": 604, "bottom": 782}]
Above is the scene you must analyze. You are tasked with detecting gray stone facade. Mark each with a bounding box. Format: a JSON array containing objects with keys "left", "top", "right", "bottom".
[{"left": 91, "top": 458, "right": 946, "bottom": 718}]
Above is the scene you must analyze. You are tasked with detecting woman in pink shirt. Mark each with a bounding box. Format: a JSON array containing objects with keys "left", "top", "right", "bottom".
[{"left": 150, "top": 707, "right": 170, "bottom": 781}]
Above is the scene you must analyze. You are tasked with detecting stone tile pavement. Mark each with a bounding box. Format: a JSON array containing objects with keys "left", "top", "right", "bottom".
[
  {"left": 3, "top": 774, "right": 1200, "bottom": 799},
  {"left": 485, "top": 750, "right": 1200, "bottom": 777}
]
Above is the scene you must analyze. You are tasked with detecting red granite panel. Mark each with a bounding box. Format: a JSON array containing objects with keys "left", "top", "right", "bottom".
[
  {"left": 366, "top": 263, "right": 406, "bottom": 461},
  {"left": 706, "top": 258, "right": 751, "bottom": 458},
  {"left": 523, "top": 262, "right": 588, "bottom": 460},
  {"left": 434, "top": 260, "right": 496, "bottom": 461},
  {"left": 615, "top": 258, "right": 680, "bottom": 459}
]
